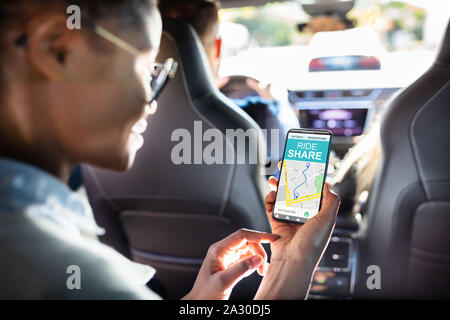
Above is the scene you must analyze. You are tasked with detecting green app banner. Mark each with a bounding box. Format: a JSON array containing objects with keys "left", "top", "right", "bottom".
[{"left": 284, "top": 138, "right": 329, "bottom": 164}]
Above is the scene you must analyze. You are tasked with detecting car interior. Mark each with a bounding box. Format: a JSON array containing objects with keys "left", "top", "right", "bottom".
[{"left": 72, "top": 0, "right": 450, "bottom": 299}]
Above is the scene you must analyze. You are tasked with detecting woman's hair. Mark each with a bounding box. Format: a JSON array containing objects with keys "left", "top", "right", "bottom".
[
  {"left": 0, "top": 0, "right": 157, "bottom": 45},
  {"left": 0, "top": 0, "right": 158, "bottom": 78},
  {"left": 0, "top": 0, "right": 157, "bottom": 25},
  {"left": 354, "top": 120, "right": 382, "bottom": 198},
  {"left": 330, "top": 114, "right": 382, "bottom": 214}
]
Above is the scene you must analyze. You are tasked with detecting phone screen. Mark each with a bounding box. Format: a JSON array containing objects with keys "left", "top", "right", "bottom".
[{"left": 273, "top": 129, "right": 332, "bottom": 224}]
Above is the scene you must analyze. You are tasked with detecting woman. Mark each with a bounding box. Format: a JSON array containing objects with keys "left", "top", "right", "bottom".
[{"left": 0, "top": 0, "right": 340, "bottom": 299}]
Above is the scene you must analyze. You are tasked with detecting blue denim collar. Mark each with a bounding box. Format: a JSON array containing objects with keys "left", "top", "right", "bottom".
[{"left": 0, "top": 157, "right": 105, "bottom": 237}]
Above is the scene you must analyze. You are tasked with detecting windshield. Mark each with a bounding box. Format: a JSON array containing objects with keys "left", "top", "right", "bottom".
[{"left": 218, "top": 0, "right": 449, "bottom": 90}]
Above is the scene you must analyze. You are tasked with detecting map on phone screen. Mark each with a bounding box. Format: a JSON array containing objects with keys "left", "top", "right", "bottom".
[{"left": 274, "top": 131, "right": 331, "bottom": 223}]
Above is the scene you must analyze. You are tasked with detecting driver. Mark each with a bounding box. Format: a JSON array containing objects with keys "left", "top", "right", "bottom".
[
  {"left": 0, "top": 0, "right": 340, "bottom": 299},
  {"left": 158, "top": 0, "right": 300, "bottom": 133}
]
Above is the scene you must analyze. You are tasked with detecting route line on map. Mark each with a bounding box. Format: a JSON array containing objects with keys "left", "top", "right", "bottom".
[{"left": 293, "top": 162, "right": 310, "bottom": 200}]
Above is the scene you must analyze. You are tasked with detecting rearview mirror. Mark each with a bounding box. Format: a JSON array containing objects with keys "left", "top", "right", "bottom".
[{"left": 300, "top": 0, "right": 355, "bottom": 17}]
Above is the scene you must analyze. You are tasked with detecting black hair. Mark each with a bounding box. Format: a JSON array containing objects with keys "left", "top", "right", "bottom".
[
  {"left": 0, "top": 0, "right": 157, "bottom": 25},
  {"left": 0, "top": 0, "right": 158, "bottom": 43},
  {"left": 0, "top": 0, "right": 159, "bottom": 79},
  {"left": 159, "top": 0, "right": 220, "bottom": 49}
]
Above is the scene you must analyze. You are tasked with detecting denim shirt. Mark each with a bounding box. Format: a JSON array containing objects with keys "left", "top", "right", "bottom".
[
  {"left": 0, "top": 157, "right": 105, "bottom": 238},
  {"left": 0, "top": 157, "right": 158, "bottom": 299}
]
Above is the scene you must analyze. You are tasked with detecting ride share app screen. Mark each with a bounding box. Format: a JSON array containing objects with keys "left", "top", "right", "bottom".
[{"left": 274, "top": 131, "right": 331, "bottom": 223}]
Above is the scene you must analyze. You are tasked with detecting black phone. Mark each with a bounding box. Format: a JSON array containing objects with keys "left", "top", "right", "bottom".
[{"left": 273, "top": 128, "right": 332, "bottom": 224}]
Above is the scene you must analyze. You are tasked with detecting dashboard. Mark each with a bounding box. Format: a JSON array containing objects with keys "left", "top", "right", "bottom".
[
  {"left": 287, "top": 88, "right": 400, "bottom": 298},
  {"left": 219, "top": 74, "right": 401, "bottom": 158},
  {"left": 288, "top": 87, "right": 400, "bottom": 156}
]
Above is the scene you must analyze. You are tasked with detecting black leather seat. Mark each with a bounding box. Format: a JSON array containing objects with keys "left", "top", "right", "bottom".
[
  {"left": 81, "top": 18, "right": 271, "bottom": 299},
  {"left": 356, "top": 19, "right": 450, "bottom": 298},
  {"left": 219, "top": 75, "right": 301, "bottom": 170}
]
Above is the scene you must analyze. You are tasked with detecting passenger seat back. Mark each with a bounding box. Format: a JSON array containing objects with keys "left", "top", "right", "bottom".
[{"left": 356, "top": 19, "right": 450, "bottom": 298}]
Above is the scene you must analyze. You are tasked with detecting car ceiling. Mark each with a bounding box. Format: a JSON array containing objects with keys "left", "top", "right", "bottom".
[{"left": 220, "top": 0, "right": 288, "bottom": 9}]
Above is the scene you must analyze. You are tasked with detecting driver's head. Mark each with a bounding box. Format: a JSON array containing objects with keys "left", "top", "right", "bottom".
[
  {"left": 159, "top": 0, "right": 221, "bottom": 77},
  {"left": 0, "top": 0, "right": 161, "bottom": 175}
]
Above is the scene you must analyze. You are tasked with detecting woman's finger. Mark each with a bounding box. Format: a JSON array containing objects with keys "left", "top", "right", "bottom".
[
  {"left": 214, "top": 229, "right": 279, "bottom": 256},
  {"left": 268, "top": 176, "right": 278, "bottom": 190},
  {"left": 265, "top": 190, "right": 277, "bottom": 214},
  {"left": 314, "top": 182, "right": 340, "bottom": 228},
  {"left": 217, "top": 255, "right": 263, "bottom": 290},
  {"left": 247, "top": 242, "right": 268, "bottom": 276}
]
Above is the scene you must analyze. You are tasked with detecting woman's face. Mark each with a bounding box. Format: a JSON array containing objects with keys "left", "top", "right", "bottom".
[{"left": 41, "top": 10, "right": 162, "bottom": 172}]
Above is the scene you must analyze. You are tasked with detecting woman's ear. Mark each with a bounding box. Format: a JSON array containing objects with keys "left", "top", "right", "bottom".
[{"left": 25, "top": 13, "right": 76, "bottom": 81}]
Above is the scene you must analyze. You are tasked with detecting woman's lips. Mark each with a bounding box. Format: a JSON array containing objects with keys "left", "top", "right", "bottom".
[
  {"left": 130, "top": 131, "right": 145, "bottom": 150},
  {"left": 129, "top": 118, "right": 147, "bottom": 151},
  {"left": 129, "top": 101, "right": 157, "bottom": 151}
]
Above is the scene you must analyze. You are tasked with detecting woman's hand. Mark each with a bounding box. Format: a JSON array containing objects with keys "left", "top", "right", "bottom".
[
  {"left": 255, "top": 162, "right": 341, "bottom": 299},
  {"left": 265, "top": 177, "right": 340, "bottom": 263},
  {"left": 183, "top": 228, "right": 279, "bottom": 300}
]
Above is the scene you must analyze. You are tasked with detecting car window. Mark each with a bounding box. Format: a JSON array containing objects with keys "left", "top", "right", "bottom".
[{"left": 218, "top": 0, "right": 448, "bottom": 89}]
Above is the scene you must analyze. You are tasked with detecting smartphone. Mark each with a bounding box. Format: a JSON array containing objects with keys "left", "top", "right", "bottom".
[{"left": 273, "top": 129, "right": 332, "bottom": 224}]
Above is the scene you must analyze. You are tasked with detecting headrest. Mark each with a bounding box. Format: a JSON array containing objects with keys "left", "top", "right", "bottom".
[
  {"left": 161, "top": 17, "right": 218, "bottom": 100},
  {"left": 436, "top": 18, "right": 450, "bottom": 65}
]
